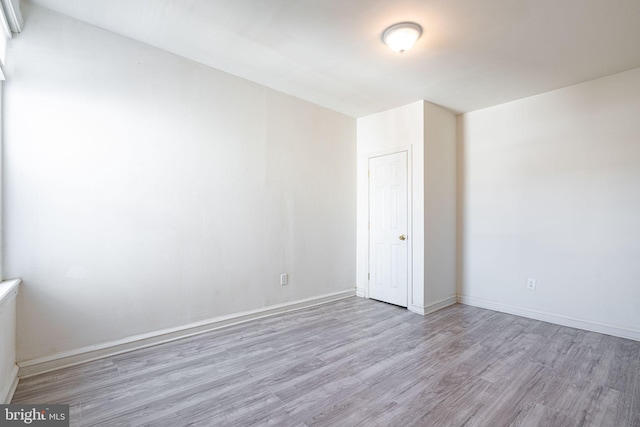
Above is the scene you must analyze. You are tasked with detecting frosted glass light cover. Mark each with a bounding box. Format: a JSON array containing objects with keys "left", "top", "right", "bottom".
[{"left": 383, "top": 22, "right": 422, "bottom": 54}]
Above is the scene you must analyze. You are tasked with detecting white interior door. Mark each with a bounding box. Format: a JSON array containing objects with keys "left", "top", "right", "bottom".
[{"left": 368, "top": 151, "right": 409, "bottom": 307}]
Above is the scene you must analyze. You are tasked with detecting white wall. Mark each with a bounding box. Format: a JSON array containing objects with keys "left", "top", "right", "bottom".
[
  {"left": 357, "top": 101, "right": 425, "bottom": 314},
  {"left": 4, "top": 3, "right": 356, "bottom": 363},
  {"left": 458, "top": 67, "right": 640, "bottom": 339},
  {"left": 357, "top": 100, "right": 457, "bottom": 314},
  {"left": 423, "top": 103, "right": 457, "bottom": 307}
]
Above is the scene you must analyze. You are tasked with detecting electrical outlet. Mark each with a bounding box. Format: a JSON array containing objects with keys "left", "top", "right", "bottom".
[
  {"left": 280, "top": 273, "right": 288, "bottom": 286},
  {"left": 527, "top": 278, "right": 536, "bottom": 290}
]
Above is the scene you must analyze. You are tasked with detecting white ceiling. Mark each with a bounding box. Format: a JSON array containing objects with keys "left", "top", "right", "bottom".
[{"left": 26, "top": 0, "right": 640, "bottom": 117}]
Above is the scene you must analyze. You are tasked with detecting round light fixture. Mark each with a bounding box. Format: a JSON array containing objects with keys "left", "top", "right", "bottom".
[{"left": 382, "top": 22, "right": 423, "bottom": 54}]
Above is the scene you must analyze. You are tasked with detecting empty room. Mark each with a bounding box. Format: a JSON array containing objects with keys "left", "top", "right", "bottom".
[{"left": 1, "top": 0, "right": 639, "bottom": 426}]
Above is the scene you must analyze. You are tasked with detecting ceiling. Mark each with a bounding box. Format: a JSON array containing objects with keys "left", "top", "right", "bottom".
[{"left": 26, "top": 0, "right": 640, "bottom": 117}]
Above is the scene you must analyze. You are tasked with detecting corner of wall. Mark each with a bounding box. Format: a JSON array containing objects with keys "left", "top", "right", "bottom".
[
  {"left": 423, "top": 103, "right": 458, "bottom": 307},
  {"left": 455, "top": 114, "right": 465, "bottom": 298}
]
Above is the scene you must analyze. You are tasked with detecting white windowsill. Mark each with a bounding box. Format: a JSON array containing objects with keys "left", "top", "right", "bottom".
[{"left": 0, "top": 278, "right": 21, "bottom": 310}]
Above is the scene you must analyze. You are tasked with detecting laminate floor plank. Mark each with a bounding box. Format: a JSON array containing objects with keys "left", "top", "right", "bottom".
[{"left": 12, "top": 298, "right": 640, "bottom": 426}]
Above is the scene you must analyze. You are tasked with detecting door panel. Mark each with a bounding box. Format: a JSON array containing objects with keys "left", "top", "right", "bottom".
[{"left": 369, "top": 151, "right": 408, "bottom": 307}]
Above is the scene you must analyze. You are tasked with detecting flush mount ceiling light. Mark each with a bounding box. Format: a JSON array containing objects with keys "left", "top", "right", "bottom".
[{"left": 382, "top": 22, "right": 423, "bottom": 54}]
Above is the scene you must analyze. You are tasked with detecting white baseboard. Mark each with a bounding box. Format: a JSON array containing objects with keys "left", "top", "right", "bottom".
[
  {"left": 424, "top": 296, "right": 458, "bottom": 315},
  {"left": 1, "top": 365, "right": 19, "bottom": 403},
  {"left": 355, "top": 289, "right": 366, "bottom": 298},
  {"left": 409, "top": 295, "right": 457, "bottom": 315},
  {"left": 458, "top": 294, "right": 640, "bottom": 342},
  {"left": 18, "top": 289, "right": 355, "bottom": 378},
  {"left": 408, "top": 304, "right": 425, "bottom": 315}
]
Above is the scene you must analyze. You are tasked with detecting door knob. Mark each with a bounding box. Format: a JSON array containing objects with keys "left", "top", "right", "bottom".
[{"left": 399, "top": 234, "right": 407, "bottom": 241}]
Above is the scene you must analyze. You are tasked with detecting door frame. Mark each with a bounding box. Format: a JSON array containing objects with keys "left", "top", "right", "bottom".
[{"left": 366, "top": 146, "right": 413, "bottom": 307}]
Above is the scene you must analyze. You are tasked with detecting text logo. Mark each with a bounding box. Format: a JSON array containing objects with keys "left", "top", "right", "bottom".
[{"left": 1, "top": 405, "right": 69, "bottom": 426}]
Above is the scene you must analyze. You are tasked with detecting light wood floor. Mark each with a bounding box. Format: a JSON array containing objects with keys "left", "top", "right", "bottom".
[{"left": 12, "top": 298, "right": 640, "bottom": 426}]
